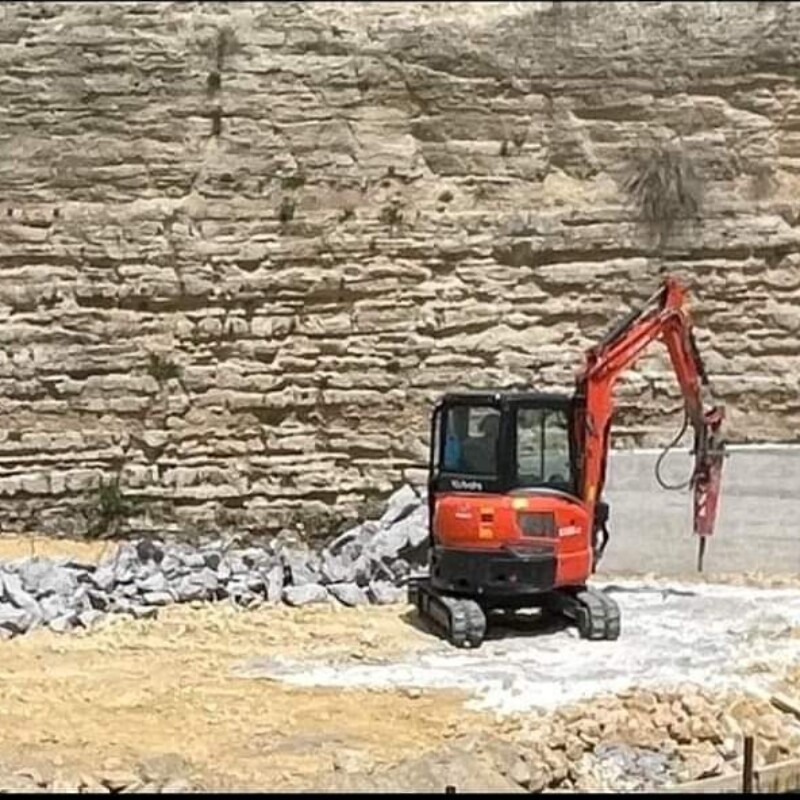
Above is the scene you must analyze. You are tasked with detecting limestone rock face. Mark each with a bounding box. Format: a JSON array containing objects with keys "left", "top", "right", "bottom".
[{"left": 0, "top": 2, "right": 799, "bottom": 536}]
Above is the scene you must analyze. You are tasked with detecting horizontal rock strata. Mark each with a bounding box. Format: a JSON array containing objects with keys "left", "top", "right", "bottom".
[{"left": 0, "top": 2, "right": 799, "bottom": 535}]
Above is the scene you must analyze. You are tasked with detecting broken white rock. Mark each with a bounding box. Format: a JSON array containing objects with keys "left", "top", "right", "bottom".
[
  {"left": 142, "top": 591, "right": 173, "bottom": 606},
  {"left": 17, "top": 559, "right": 56, "bottom": 595},
  {"left": 91, "top": 565, "right": 116, "bottom": 592},
  {"left": 282, "top": 551, "right": 320, "bottom": 586},
  {"left": 264, "top": 564, "right": 284, "bottom": 603},
  {"left": 39, "top": 595, "right": 67, "bottom": 623},
  {"left": 48, "top": 614, "right": 75, "bottom": 634},
  {"left": 282, "top": 583, "right": 329, "bottom": 607},
  {"left": 137, "top": 572, "right": 170, "bottom": 594},
  {"left": 39, "top": 567, "right": 79, "bottom": 598},
  {"left": 0, "top": 603, "right": 33, "bottom": 634},
  {"left": 368, "top": 581, "right": 406, "bottom": 606},
  {"left": 328, "top": 583, "right": 369, "bottom": 607},
  {"left": 378, "top": 484, "right": 421, "bottom": 528},
  {"left": 1, "top": 572, "right": 42, "bottom": 616},
  {"left": 77, "top": 609, "right": 104, "bottom": 629},
  {"left": 319, "top": 552, "right": 355, "bottom": 585}
]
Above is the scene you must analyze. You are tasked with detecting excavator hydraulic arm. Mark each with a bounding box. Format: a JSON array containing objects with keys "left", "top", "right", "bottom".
[{"left": 576, "top": 277, "right": 726, "bottom": 571}]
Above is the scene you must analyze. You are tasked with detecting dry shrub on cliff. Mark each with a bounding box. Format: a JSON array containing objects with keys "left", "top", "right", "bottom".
[
  {"left": 147, "top": 353, "right": 182, "bottom": 384},
  {"left": 624, "top": 141, "right": 703, "bottom": 237},
  {"left": 89, "top": 475, "right": 137, "bottom": 539}
]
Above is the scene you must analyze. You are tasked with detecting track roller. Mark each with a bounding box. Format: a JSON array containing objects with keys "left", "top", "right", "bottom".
[
  {"left": 408, "top": 579, "right": 488, "bottom": 649},
  {"left": 545, "top": 585, "right": 621, "bottom": 641}
]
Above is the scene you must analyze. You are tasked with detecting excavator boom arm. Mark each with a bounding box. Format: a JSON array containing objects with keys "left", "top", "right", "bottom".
[{"left": 575, "top": 278, "right": 726, "bottom": 567}]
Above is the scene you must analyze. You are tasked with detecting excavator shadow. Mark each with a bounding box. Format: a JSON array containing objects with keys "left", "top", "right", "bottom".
[
  {"left": 399, "top": 606, "right": 571, "bottom": 645},
  {"left": 483, "top": 609, "right": 571, "bottom": 641}
]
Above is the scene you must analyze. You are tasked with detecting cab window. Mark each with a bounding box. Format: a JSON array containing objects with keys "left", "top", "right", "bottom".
[
  {"left": 516, "top": 407, "right": 574, "bottom": 492},
  {"left": 442, "top": 405, "right": 501, "bottom": 476}
]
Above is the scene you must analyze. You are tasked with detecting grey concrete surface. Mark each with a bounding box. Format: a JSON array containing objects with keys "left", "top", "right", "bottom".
[{"left": 597, "top": 447, "right": 800, "bottom": 576}]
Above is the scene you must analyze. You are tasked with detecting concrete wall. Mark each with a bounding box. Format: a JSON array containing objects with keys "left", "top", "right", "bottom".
[{"left": 598, "top": 446, "right": 800, "bottom": 575}]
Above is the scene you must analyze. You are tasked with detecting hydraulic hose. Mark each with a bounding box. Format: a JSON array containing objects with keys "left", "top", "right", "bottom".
[{"left": 654, "top": 410, "right": 694, "bottom": 491}]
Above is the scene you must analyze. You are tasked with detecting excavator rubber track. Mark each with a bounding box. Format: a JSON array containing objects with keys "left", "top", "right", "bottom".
[
  {"left": 544, "top": 585, "right": 621, "bottom": 641},
  {"left": 408, "top": 579, "right": 487, "bottom": 648}
]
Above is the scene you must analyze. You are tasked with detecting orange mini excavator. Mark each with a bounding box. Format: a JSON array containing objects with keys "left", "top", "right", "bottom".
[{"left": 408, "top": 276, "right": 726, "bottom": 648}]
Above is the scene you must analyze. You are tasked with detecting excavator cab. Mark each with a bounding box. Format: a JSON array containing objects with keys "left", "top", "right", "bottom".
[{"left": 429, "top": 392, "right": 581, "bottom": 500}]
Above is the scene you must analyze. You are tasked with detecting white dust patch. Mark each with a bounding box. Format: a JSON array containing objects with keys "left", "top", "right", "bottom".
[{"left": 235, "top": 579, "right": 800, "bottom": 715}]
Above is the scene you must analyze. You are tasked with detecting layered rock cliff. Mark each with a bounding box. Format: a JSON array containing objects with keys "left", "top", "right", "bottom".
[{"left": 1, "top": 1, "right": 799, "bottom": 537}]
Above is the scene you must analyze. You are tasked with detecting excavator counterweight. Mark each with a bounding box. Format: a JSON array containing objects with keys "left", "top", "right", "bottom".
[{"left": 409, "top": 276, "right": 727, "bottom": 648}]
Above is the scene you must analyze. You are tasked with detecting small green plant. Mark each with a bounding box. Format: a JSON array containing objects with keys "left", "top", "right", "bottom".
[
  {"left": 282, "top": 172, "right": 306, "bottom": 190},
  {"left": 438, "top": 189, "right": 454, "bottom": 204},
  {"left": 147, "top": 353, "right": 182, "bottom": 384},
  {"left": 88, "top": 475, "right": 138, "bottom": 539},
  {"left": 214, "top": 25, "right": 242, "bottom": 71},
  {"left": 209, "top": 106, "right": 222, "bottom": 137},
  {"left": 750, "top": 163, "right": 777, "bottom": 200},
  {"left": 624, "top": 141, "right": 703, "bottom": 240},
  {"left": 379, "top": 203, "right": 402, "bottom": 227},
  {"left": 472, "top": 182, "right": 492, "bottom": 202},
  {"left": 278, "top": 196, "right": 296, "bottom": 225},
  {"left": 206, "top": 70, "right": 221, "bottom": 94}
]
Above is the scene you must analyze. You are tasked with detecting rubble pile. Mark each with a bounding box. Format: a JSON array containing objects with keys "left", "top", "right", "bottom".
[
  {"left": 0, "top": 485, "right": 429, "bottom": 640},
  {"left": 481, "top": 686, "right": 800, "bottom": 792}
]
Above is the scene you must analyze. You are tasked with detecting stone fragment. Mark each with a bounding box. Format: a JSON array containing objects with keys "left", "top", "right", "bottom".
[
  {"left": 182, "top": 551, "right": 207, "bottom": 569},
  {"left": 100, "top": 768, "right": 140, "bottom": 793},
  {"left": 137, "top": 753, "right": 191, "bottom": 786},
  {"left": 363, "top": 525, "right": 410, "bottom": 563},
  {"left": 39, "top": 567, "right": 79, "bottom": 597},
  {"left": 327, "top": 525, "right": 362, "bottom": 555},
  {"left": 367, "top": 580, "right": 405, "bottom": 605},
  {"left": 378, "top": 484, "right": 420, "bottom": 527},
  {"left": 77, "top": 609, "right": 105, "bottom": 629},
  {"left": 16, "top": 559, "right": 55, "bottom": 595},
  {"left": 87, "top": 589, "right": 111, "bottom": 611},
  {"left": 282, "top": 583, "right": 329, "bottom": 607},
  {"left": 129, "top": 605, "right": 159, "bottom": 621},
  {"left": 1, "top": 571, "right": 42, "bottom": 616},
  {"left": 328, "top": 582, "right": 369, "bottom": 607},
  {"left": 174, "top": 577, "right": 205, "bottom": 603},
  {"left": 264, "top": 564, "right": 284, "bottom": 603},
  {"left": 39, "top": 594, "right": 68, "bottom": 624},
  {"left": 216, "top": 561, "right": 232, "bottom": 583},
  {"left": 319, "top": 552, "right": 354, "bottom": 585},
  {"left": 158, "top": 555, "right": 185, "bottom": 579},
  {"left": 137, "top": 572, "right": 170, "bottom": 594},
  {"left": 142, "top": 591, "right": 173, "bottom": 606},
  {"left": 282, "top": 550, "right": 320, "bottom": 586},
  {"left": 49, "top": 614, "right": 76, "bottom": 633},
  {"left": 0, "top": 603, "right": 34, "bottom": 634},
  {"left": 508, "top": 758, "right": 530, "bottom": 788}
]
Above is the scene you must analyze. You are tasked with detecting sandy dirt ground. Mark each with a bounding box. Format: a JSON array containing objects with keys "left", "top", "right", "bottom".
[
  {"left": 1, "top": 534, "right": 799, "bottom": 792},
  {"left": 0, "top": 535, "right": 492, "bottom": 791},
  {"left": 0, "top": 599, "right": 491, "bottom": 791}
]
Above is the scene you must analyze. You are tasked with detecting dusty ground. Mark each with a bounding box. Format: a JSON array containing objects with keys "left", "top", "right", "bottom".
[
  {"left": 2, "top": 534, "right": 800, "bottom": 792},
  {"left": 0, "top": 534, "right": 114, "bottom": 563},
  {"left": 0, "top": 532, "right": 493, "bottom": 791},
  {"left": 0, "top": 600, "right": 498, "bottom": 791}
]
